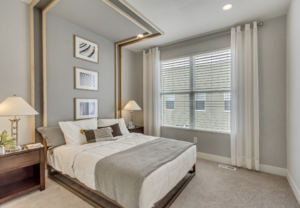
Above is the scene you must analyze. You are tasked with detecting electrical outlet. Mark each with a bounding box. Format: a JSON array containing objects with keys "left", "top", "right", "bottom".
[{"left": 194, "top": 137, "right": 197, "bottom": 143}]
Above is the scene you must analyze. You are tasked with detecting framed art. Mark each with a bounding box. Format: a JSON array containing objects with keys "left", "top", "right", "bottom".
[
  {"left": 74, "top": 67, "right": 99, "bottom": 91},
  {"left": 74, "top": 98, "right": 99, "bottom": 120},
  {"left": 74, "top": 35, "right": 99, "bottom": 63}
]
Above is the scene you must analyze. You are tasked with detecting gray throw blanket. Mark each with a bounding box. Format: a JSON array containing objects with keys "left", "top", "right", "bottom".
[{"left": 94, "top": 138, "right": 195, "bottom": 208}]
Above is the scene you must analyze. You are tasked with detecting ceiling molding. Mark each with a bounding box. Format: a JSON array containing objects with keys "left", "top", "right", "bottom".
[
  {"left": 102, "top": 0, "right": 152, "bottom": 35},
  {"left": 119, "top": 0, "right": 164, "bottom": 35},
  {"left": 102, "top": 0, "right": 164, "bottom": 38},
  {"left": 21, "top": 0, "right": 34, "bottom": 4}
]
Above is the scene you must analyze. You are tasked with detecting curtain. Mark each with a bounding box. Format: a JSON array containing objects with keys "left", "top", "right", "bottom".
[
  {"left": 231, "top": 22, "right": 259, "bottom": 170},
  {"left": 143, "top": 47, "right": 161, "bottom": 137}
]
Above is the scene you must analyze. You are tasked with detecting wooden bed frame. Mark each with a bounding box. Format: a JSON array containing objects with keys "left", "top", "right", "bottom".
[{"left": 44, "top": 139, "right": 196, "bottom": 208}]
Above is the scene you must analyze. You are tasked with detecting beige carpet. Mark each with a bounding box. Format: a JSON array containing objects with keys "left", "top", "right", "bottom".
[{"left": 2, "top": 159, "right": 299, "bottom": 208}]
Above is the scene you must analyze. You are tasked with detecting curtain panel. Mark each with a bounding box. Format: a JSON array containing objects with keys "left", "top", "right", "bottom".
[
  {"left": 231, "top": 22, "right": 260, "bottom": 170},
  {"left": 143, "top": 47, "right": 161, "bottom": 137}
]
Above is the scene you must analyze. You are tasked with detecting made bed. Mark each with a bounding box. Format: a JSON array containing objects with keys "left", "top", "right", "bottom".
[{"left": 39, "top": 119, "right": 196, "bottom": 208}]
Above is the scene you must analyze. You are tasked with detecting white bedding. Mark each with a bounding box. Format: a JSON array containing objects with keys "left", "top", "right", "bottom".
[{"left": 47, "top": 133, "right": 197, "bottom": 208}]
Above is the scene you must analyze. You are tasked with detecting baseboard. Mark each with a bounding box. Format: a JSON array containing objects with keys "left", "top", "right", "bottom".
[
  {"left": 259, "top": 164, "right": 286, "bottom": 177},
  {"left": 197, "top": 152, "right": 231, "bottom": 165},
  {"left": 197, "top": 152, "right": 286, "bottom": 176},
  {"left": 287, "top": 170, "right": 300, "bottom": 204}
]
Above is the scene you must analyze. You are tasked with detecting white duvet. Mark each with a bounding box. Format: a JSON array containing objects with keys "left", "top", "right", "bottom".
[{"left": 48, "top": 133, "right": 197, "bottom": 208}]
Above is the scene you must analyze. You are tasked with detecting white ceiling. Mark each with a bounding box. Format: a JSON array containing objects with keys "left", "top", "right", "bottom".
[
  {"left": 125, "top": 0, "right": 291, "bottom": 52},
  {"left": 48, "top": 0, "right": 146, "bottom": 42},
  {"left": 21, "top": 0, "right": 33, "bottom": 4}
]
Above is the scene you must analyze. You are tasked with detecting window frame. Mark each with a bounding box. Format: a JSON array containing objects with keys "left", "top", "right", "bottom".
[{"left": 160, "top": 47, "right": 231, "bottom": 134}]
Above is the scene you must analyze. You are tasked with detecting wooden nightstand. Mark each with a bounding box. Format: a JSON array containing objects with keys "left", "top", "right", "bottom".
[
  {"left": 128, "top": 126, "right": 144, "bottom": 134},
  {"left": 0, "top": 147, "right": 45, "bottom": 203}
]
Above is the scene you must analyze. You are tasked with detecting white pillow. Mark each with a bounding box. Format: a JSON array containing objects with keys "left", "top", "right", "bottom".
[
  {"left": 59, "top": 118, "right": 97, "bottom": 146},
  {"left": 97, "top": 118, "right": 130, "bottom": 135}
]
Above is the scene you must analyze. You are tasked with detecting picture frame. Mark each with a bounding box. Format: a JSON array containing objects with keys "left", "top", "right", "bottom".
[
  {"left": 74, "top": 67, "right": 99, "bottom": 91},
  {"left": 74, "top": 98, "right": 99, "bottom": 120},
  {"left": 74, "top": 35, "right": 99, "bottom": 63}
]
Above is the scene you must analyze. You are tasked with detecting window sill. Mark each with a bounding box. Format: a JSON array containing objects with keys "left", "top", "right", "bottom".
[{"left": 161, "top": 125, "right": 230, "bottom": 135}]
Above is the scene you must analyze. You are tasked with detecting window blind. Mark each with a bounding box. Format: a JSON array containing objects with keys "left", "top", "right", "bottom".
[{"left": 161, "top": 48, "right": 231, "bottom": 133}]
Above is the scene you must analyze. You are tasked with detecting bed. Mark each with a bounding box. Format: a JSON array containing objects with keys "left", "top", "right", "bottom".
[{"left": 41, "top": 119, "right": 196, "bottom": 208}]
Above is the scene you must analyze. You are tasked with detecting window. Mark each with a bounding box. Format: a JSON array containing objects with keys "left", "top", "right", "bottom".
[
  {"left": 165, "top": 94, "right": 174, "bottom": 110},
  {"left": 161, "top": 48, "right": 231, "bottom": 132},
  {"left": 195, "top": 93, "right": 206, "bottom": 111},
  {"left": 224, "top": 92, "right": 231, "bottom": 111}
]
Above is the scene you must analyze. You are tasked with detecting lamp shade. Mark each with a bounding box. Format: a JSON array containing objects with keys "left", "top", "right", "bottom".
[
  {"left": 123, "top": 100, "right": 141, "bottom": 110},
  {"left": 0, "top": 95, "right": 39, "bottom": 116}
]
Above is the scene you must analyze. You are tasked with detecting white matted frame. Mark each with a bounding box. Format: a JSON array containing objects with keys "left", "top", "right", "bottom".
[
  {"left": 74, "top": 35, "right": 99, "bottom": 63},
  {"left": 74, "top": 98, "right": 99, "bottom": 120},
  {"left": 74, "top": 67, "right": 99, "bottom": 91}
]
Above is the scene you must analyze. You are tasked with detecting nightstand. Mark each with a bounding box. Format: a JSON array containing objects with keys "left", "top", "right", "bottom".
[
  {"left": 128, "top": 126, "right": 144, "bottom": 134},
  {"left": 0, "top": 147, "right": 45, "bottom": 203}
]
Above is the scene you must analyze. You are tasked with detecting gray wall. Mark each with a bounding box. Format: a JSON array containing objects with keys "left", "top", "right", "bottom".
[
  {"left": 34, "top": 8, "right": 43, "bottom": 143},
  {"left": 127, "top": 15, "right": 287, "bottom": 168},
  {"left": 121, "top": 48, "right": 138, "bottom": 125},
  {"left": 0, "top": 0, "right": 32, "bottom": 145},
  {"left": 258, "top": 16, "right": 286, "bottom": 168},
  {"left": 287, "top": 0, "right": 300, "bottom": 203},
  {"left": 46, "top": 13, "right": 115, "bottom": 127},
  {"left": 121, "top": 48, "right": 144, "bottom": 126},
  {"left": 134, "top": 51, "right": 144, "bottom": 126}
]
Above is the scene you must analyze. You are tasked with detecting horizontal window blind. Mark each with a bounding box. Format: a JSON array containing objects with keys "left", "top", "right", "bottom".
[{"left": 161, "top": 48, "right": 231, "bottom": 133}]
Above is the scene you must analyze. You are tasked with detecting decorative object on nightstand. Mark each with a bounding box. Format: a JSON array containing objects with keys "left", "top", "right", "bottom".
[
  {"left": 0, "top": 147, "right": 45, "bottom": 203},
  {"left": 123, "top": 100, "right": 142, "bottom": 129},
  {"left": 26, "top": 143, "right": 44, "bottom": 150},
  {"left": 0, "top": 95, "right": 39, "bottom": 152},
  {"left": 0, "top": 130, "right": 16, "bottom": 155}
]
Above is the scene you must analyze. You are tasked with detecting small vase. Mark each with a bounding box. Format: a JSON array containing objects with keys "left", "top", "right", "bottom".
[{"left": 0, "top": 146, "right": 5, "bottom": 155}]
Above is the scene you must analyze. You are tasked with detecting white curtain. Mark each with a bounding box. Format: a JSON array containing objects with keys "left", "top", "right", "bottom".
[
  {"left": 231, "top": 22, "right": 259, "bottom": 170},
  {"left": 143, "top": 47, "right": 161, "bottom": 137}
]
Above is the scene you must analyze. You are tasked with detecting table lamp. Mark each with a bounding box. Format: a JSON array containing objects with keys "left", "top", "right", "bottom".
[
  {"left": 0, "top": 95, "right": 39, "bottom": 151},
  {"left": 123, "top": 100, "right": 141, "bottom": 129}
]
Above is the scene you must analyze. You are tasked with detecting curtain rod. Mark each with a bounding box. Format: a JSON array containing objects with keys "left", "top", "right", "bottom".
[
  {"left": 160, "top": 22, "right": 263, "bottom": 49},
  {"left": 240, "top": 22, "right": 263, "bottom": 30}
]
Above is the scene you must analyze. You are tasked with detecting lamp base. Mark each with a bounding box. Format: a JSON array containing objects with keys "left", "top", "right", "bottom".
[{"left": 128, "top": 121, "right": 135, "bottom": 129}]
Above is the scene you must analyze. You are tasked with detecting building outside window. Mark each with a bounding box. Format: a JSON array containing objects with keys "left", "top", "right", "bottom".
[{"left": 224, "top": 92, "right": 231, "bottom": 112}]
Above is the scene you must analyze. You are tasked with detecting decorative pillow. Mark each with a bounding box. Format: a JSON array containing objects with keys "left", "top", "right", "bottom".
[
  {"left": 97, "top": 118, "right": 130, "bottom": 135},
  {"left": 84, "top": 127, "right": 114, "bottom": 143},
  {"left": 98, "top": 123, "right": 122, "bottom": 137},
  {"left": 37, "top": 127, "right": 66, "bottom": 148},
  {"left": 59, "top": 118, "right": 97, "bottom": 146}
]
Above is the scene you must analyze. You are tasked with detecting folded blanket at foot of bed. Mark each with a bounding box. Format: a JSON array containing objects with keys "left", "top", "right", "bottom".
[{"left": 94, "top": 137, "right": 195, "bottom": 208}]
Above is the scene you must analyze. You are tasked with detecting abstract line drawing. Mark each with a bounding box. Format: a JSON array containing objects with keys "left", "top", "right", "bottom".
[
  {"left": 80, "top": 102, "right": 96, "bottom": 116},
  {"left": 80, "top": 72, "right": 96, "bottom": 88},
  {"left": 80, "top": 43, "right": 87, "bottom": 48},
  {"left": 80, "top": 44, "right": 91, "bottom": 53},
  {"left": 75, "top": 67, "right": 98, "bottom": 91},
  {"left": 88, "top": 47, "right": 95, "bottom": 58},
  {"left": 74, "top": 35, "right": 99, "bottom": 63},
  {"left": 75, "top": 98, "right": 98, "bottom": 120}
]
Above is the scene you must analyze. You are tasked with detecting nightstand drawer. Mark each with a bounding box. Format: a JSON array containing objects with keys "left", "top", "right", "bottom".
[{"left": 0, "top": 151, "right": 40, "bottom": 172}]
